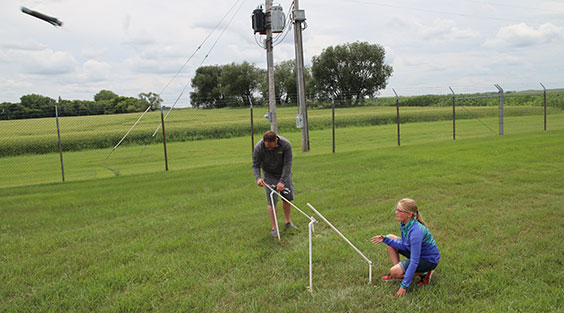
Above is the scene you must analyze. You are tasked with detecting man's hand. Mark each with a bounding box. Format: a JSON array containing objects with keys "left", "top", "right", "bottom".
[
  {"left": 257, "top": 178, "right": 265, "bottom": 187},
  {"left": 395, "top": 287, "right": 407, "bottom": 297},
  {"left": 370, "top": 235, "right": 384, "bottom": 245},
  {"left": 276, "top": 182, "right": 285, "bottom": 191}
]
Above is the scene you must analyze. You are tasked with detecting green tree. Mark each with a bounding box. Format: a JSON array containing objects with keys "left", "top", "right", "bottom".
[
  {"left": 220, "top": 61, "right": 263, "bottom": 107},
  {"left": 138, "top": 92, "right": 162, "bottom": 111},
  {"left": 190, "top": 62, "right": 263, "bottom": 108},
  {"left": 190, "top": 65, "right": 224, "bottom": 108},
  {"left": 261, "top": 60, "right": 313, "bottom": 106},
  {"left": 20, "top": 94, "right": 56, "bottom": 118},
  {"left": 311, "top": 41, "right": 393, "bottom": 106},
  {"left": 94, "top": 90, "right": 119, "bottom": 102},
  {"left": 114, "top": 97, "right": 143, "bottom": 113},
  {"left": 0, "top": 102, "right": 17, "bottom": 119}
]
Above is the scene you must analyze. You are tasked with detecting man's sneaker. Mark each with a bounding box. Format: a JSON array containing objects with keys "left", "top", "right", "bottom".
[
  {"left": 285, "top": 222, "right": 298, "bottom": 230},
  {"left": 417, "top": 271, "right": 433, "bottom": 285},
  {"left": 381, "top": 274, "right": 394, "bottom": 281},
  {"left": 271, "top": 229, "right": 279, "bottom": 238}
]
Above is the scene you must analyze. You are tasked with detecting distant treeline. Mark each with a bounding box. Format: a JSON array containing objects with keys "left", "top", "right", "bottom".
[
  {"left": 0, "top": 90, "right": 162, "bottom": 120},
  {"left": 2, "top": 88, "right": 563, "bottom": 121},
  {"left": 358, "top": 90, "right": 564, "bottom": 110}
]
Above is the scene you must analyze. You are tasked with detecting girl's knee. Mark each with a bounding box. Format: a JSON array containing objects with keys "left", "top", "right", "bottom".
[
  {"left": 386, "top": 234, "right": 398, "bottom": 240},
  {"left": 390, "top": 264, "right": 404, "bottom": 279}
]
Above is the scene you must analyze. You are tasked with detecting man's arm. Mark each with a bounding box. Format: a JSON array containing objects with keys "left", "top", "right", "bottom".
[
  {"left": 279, "top": 141, "right": 292, "bottom": 185},
  {"left": 252, "top": 144, "right": 263, "bottom": 181}
]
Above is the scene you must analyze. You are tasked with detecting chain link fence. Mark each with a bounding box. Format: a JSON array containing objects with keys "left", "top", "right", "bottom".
[{"left": 2, "top": 86, "right": 563, "bottom": 188}]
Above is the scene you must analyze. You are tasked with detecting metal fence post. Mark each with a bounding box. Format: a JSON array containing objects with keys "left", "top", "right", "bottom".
[
  {"left": 160, "top": 105, "right": 169, "bottom": 171},
  {"left": 332, "top": 98, "right": 335, "bottom": 153},
  {"left": 540, "top": 82, "right": 547, "bottom": 131},
  {"left": 393, "top": 89, "right": 400, "bottom": 146},
  {"left": 249, "top": 96, "right": 255, "bottom": 154},
  {"left": 449, "top": 87, "right": 456, "bottom": 140},
  {"left": 55, "top": 100, "right": 65, "bottom": 182},
  {"left": 494, "top": 84, "right": 504, "bottom": 135}
]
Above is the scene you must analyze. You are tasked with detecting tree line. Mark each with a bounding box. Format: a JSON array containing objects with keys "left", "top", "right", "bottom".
[
  {"left": 0, "top": 90, "right": 162, "bottom": 120},
  {"left": 1, "top": 41, "right": 391, "bottom": 119},
  {"left": 190, "top": 41, "right": 393, "bottom": 108}
]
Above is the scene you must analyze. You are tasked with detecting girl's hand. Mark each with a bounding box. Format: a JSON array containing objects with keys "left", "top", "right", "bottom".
[
  {"left": 395, "top": 287, "right": 407, "bottom": 297},
  {"left": 370, "top": 235, "right": 384, "bottom": 245}
]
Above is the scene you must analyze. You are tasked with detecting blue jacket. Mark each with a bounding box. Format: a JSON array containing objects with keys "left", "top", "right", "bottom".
[{"left": 383, "top": 219, "right": 440, "bottom": 289}]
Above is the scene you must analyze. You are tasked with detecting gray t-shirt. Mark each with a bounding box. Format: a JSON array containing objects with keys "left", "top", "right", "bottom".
[{"left": 252, "top": 136, "right": 293, "bottom": 185}]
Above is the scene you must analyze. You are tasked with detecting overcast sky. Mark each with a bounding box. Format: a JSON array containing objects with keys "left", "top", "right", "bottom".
[{"left": 2, "top": 0, "right": 563, "bottom": 106}]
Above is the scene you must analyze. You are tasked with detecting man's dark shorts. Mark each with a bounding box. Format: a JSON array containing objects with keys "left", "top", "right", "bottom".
[{"left": 263, "top": 171, "right": 294, "bottom": 206}]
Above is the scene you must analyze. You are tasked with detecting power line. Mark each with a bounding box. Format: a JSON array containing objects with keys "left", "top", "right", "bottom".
[
  {"left": 110, "top": 0, "right": 247, "bottom": 159},
  {"left": 139, "top": 0, "right": 248, "bottom": 153},
  {"left": 157, "top": 0, "right": 246, "bottom": 98}
]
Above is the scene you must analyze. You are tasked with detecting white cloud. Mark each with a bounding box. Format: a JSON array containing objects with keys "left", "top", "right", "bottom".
[
  {"left": 81, "top": 60, "right": 111, "bottom": 82},
  {"left": 81, "top": 47, "right": 109, "bottom": 59},
  {"left": 383, "top": 46, "right": 395, "bottom": 64},
  {"left": 1, "top": 41, "right": 48, "bottom": 51},
  {"left": 388, "top": 51, "right": 528, "bottom": 92},
  {"left": 484, "top": 23, "right": 564, "bottom": 48},
  {"left": 418, "top": 19, "right": 480, "bottom": 41},
  {"left": 14, "top": 49, "right": 77, "bottom": 75},
  {"left": 122, "top": 35, "right": 157, "bottom": 48},
  {"left": 1, "top": 0, "right": 564, "bottom": 104},
  {"left": 387, "top": 17, "right": 479, "bottom": 42},
  {"left": 125, "top": 56, "right": 187, "bottom": 74}
]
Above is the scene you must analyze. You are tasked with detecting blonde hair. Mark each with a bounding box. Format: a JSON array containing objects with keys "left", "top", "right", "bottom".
[{"left": 397, "top": 198, "right": 427, "bottom": 227}]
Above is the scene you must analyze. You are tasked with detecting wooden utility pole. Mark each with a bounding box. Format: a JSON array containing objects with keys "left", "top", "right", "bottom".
[
  {"left": 293, "top": 0, "right": 309, "bottom": 151},
  {"left": 265, "top": 0, "right": 277, "bottom": 132}
]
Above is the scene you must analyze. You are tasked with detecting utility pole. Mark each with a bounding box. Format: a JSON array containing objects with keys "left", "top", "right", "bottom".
[
  {"left": 265, "top": 0, "right": 277, "bottom": 132},
  {"left": 293, "top": 0, "right": 309, "bottom": 151}
]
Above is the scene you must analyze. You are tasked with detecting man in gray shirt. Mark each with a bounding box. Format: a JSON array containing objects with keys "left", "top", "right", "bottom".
[{"left": 253, "top": 131, "right": 297, "bottom": 238}]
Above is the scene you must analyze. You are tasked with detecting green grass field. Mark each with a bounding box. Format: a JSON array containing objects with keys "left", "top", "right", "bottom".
[
  {"left": 2, "top": 111, "right": 564, "bottom": 188},
  {"left": 1, "top": 104, "right": 559, "bottom": 156},
  {"left": 1, "top": 111, "right": 563, "bottom": 312}
]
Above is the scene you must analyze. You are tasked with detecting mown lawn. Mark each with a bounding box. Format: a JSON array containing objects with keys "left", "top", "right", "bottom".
[{"left": 1, "top": 120, "right": 563, "bottom": 312}]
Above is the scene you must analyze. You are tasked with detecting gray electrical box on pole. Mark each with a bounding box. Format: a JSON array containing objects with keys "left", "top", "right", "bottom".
[
  {"left": 293, "top": 0, "right": 310, "bottom": 151},
  {"left": 265, "top": 0, "right": 278, "bottom": 133}
]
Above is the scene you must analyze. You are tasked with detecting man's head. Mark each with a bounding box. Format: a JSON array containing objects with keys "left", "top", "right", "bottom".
[{"left": 263, "top": 131, "right": 278, "bottom": 150}]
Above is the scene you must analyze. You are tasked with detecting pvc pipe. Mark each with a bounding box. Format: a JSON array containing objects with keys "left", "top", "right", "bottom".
[
  {"left": 308, "top": 218, "right": 316, "bottom": 293},
  {"left": 264, "top": 184, "right": 314, "bottom": 221},
  {"left": 263, "top": 184, "right": 319, "bottom": 292},
  {"left": 269, "top": 190, "right": 281, "bottom": 241},
  {"left": 307, "top": 203, "right": 373, "bottom": 267}
]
